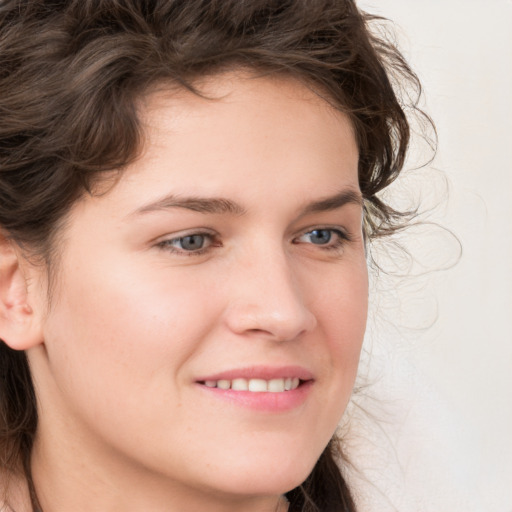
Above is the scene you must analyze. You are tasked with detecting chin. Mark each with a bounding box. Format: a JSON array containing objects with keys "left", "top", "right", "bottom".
[{"left": 204, "top": 448, "right": 319, "bottom": 497}]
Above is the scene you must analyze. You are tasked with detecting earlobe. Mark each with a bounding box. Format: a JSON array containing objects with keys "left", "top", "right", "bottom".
[{"left": 0, "top": 234, "right": 44, "bottom": 351}]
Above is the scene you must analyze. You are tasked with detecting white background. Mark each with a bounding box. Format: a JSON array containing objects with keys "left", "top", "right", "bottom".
[{"left": 346, "top": 1, "right": 512, "bottom": 511}]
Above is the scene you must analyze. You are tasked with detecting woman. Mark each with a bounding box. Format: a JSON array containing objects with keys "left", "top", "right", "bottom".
[{"left": 0, "top": 1, "right": 422, "bottom": 510}]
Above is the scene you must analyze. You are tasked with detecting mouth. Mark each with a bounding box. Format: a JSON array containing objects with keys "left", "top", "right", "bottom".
[
  {"left": 198, "top": 377, "right": 303, "bottom": 392},
  {"left": 195, "top": 366, "right": 314, "bottom": 412}
]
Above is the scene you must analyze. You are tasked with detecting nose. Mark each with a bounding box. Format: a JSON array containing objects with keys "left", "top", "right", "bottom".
[{"left": 223, "top": 245, "right": 317, "bottom": 342}]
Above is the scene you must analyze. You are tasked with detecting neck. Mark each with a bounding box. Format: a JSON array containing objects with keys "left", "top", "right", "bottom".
[{"left": 1, "top": 468, "right": 31, "bottom": 512}]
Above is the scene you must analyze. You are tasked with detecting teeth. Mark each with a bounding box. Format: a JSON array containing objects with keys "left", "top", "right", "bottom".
[
  {"left": 231, "top": 378, "right": 248, "bottom": 391},
  {"left": 202, "top": 377, "right": 302, "bottom": 392},
  {"left": 268, "top": 378, "right": 285, "bottom": 392},
  {"left": 248, "top": 379, "right": 267, "bottom": 392},
  {"left": 217, "top": 379, "right": 230, "bottom": 390}
]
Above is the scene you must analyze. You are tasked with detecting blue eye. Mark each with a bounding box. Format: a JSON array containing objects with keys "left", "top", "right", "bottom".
[
  {"left": 176, "top": 234, "right": 206, "bottom": 251},
  {"left": 304, "top": 229, "right": 333, "bottom": 245},
  {"left": 295, "top": 228, "right": 348, "bottom": 249},
  {"left": 157, "top": 233, "right": 216, "bottom": 255}
]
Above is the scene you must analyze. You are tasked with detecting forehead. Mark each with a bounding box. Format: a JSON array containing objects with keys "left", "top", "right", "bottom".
[
  {"left": 128, "top": 73, "right": 358, "bottom": 188},
  {"left": 85, "top": 72, "right": 360, "bottom": 224},
  {"left": 142, "top": 71, "right": 347, "bottom": 123}
]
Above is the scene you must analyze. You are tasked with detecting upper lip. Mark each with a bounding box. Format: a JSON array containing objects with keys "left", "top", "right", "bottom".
[{"left": 196, "top": 365, "right": 314, "bottom": 382}]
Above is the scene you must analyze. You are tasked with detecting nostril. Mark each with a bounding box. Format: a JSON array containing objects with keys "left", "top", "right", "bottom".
[{"left": 223, "top": 285, "right": 317, "bottom": 340}]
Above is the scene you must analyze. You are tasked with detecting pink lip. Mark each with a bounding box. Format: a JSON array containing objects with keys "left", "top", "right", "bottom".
[
  {"left": 195, "top": 365, "right": 315, "bottom": 413},
  {"left": 196, "top": 365, "right": 314, "bottom": 382}
]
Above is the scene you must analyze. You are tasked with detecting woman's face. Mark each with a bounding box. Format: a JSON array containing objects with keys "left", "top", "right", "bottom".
[{"left": 29, "top": 74, "right": 367, "bottom": 504}]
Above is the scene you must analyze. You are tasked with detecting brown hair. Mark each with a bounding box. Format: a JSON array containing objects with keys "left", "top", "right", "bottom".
[{"left": 0, "top": 0, "right": 426, "bottom": 510}]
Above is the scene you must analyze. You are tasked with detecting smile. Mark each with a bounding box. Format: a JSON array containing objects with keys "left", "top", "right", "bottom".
[
  {"left": 201, "top": 377, "right": 302, "bottom": 392},
  {"left": 195, "top": 367, "right": 314, "bottom": 412}
]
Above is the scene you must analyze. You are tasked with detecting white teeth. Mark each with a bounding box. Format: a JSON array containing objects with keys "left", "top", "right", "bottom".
[
  {"left": 231, "top": 378, "right": 248, "bottom": 391},
  {"left": 217, "top": 379, "right": 231, "bottom": 390},
  {"left": 268, "top": 378, "right": 285, "bottom": 392},
  {"left": 248, "top": 379, "right": 267, "bottom": 392},
  {"left": 202, "top": 377, "right": 302, "bottom": 392}
]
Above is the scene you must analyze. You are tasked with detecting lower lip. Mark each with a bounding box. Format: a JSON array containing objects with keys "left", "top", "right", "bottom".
[{"left": 196, "top": 380, "right": 314, "bottom": 412}]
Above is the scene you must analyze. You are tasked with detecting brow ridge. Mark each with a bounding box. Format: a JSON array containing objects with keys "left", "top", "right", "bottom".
[
  {"left": 300, "top": 189, "right": 363, "bottom": 215},
  {"left": 135, "top": 195, "right": 246, "bottom": 216},
  {"left": 132, "top": 188, "right": 362, "bottom": 218}
]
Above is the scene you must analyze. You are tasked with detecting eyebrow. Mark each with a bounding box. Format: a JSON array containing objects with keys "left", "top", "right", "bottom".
[
  {"left": 300, "top": 188, "right": 363, "bottom": 215},
  {"left": 131, "top": 188, "right": 362, "bottom": 218},
  {"left": 134, "top": 195, "right": 246, "bottom": 216}
]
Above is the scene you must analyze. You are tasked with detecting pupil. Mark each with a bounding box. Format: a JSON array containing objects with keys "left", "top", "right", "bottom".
[
  {"left": 311, "top": 229, "right": 331, "bottom": 244},
  {"left": 181, "top": 235, "right": 204, "bottom": 250}
]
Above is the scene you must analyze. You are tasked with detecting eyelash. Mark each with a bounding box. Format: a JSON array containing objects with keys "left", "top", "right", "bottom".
[
  {"left": 156, "top": 227, "right": 351, "bottom": 256},
  {"left": 156, "top": 231, "right": 220, "bottom": 256},
  {"left": 293, "top": 228, "right": 351, "bottom": 251}
]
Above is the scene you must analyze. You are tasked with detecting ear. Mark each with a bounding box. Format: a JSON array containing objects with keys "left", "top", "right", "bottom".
[{"left": 0, "top": 234, "right": 44, "bottom": 351}]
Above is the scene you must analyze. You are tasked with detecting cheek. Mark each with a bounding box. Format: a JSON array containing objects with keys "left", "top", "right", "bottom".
[
  {"left": 42, "top": 255, "right": 219, "bottom": 408},
  {"left": 39, "top": 257, "right": 228, "bottom": 466},
  {"left": 315, "top": 260, "right": 368, "bottom": 383}
]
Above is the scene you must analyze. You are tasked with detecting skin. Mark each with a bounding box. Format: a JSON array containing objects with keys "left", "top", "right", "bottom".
[{"left": 4, "top": 73, "right": 368, "bottom": 511}]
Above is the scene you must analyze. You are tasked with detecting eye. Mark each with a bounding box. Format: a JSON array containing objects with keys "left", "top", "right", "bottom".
[
  {"left": 156, "top": 232, "right": 219, "bottom": 255},
  {"left": 294, "top": 228, "right": 349, "bottom": 250},
  {"left": 175, "top": 234, "right": 207, "bottom": 251},
  {"left": 302, "top": 229, "right": 333, "bottom": 245}
]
